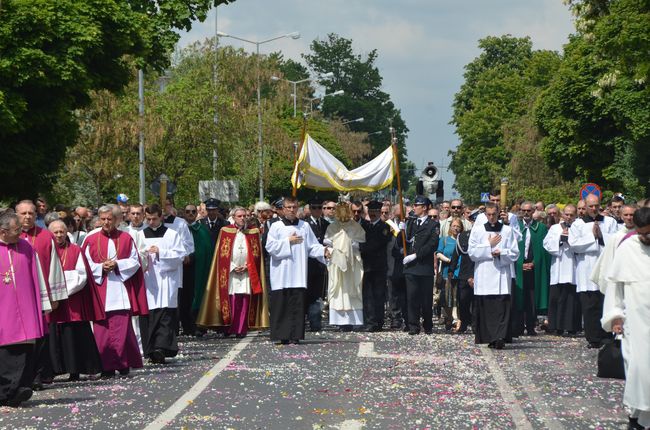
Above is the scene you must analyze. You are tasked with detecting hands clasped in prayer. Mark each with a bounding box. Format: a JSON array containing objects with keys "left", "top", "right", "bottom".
[
  {"left": 102, "top": 259, "right": 117, "bottom": 273},
  {"left": 488, "top": 233, "right": 501, "bottom": 257}
]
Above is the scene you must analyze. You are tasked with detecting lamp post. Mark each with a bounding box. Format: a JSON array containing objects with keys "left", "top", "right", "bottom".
[
  {"left": 217, "top": 30, "right": 300, "bottom": 201},
  {"left": 342, "top": 117, "right": 364, "bottom": 126},
  {"left": 304, "top": 89, "right": 344, "bottom": 114},
  {"left": 271, "top": 72, "right": 334, "bottom": 117}
]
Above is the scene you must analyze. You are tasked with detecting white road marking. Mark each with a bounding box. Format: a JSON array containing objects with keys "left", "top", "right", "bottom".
[
  {"left": 480, "top": 345, "right": 534, "bottom": 430},
  {"left": 143, "top": 335, "right": 254, "bottom": 430}
]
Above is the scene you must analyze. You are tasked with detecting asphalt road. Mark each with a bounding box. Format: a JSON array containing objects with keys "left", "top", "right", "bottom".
[{"left": 0, "top": 324, "right": 627, "bottom": 430}]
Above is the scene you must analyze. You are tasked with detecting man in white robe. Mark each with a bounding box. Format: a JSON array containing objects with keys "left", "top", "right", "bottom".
[
  {"left": 601, "top": 207, "right": 650, "bottom": 430},
  {"left": 139, "top": 205, "right": 185, "bottom": 364},
  {"left": 265, "top": 197, "right": 330, "bottom": 344},
  {"left": 324, "top": 203, "right": 366, "bottom": 331},
  {"left": 543, "top": 204, "right": 580, "bottom": 335},
  {"left": 469, "top": 203, "right": 520, "bottom": 349},
  {"left": 569, "top": 193, "right": 618, "bottom": 348},
  {"left": 164, "top": 198, "right": 194, "bottom": 284},
  {"left": 124, "top": 204, "right": 149, "bottom": 353}
]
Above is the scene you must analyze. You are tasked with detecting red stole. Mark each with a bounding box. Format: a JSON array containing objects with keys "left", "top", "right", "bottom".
[
  {"left": 82, "top": 229, "right": 148, "bottom": 316},
  {"left": 50, "top": 242, "right": 106, "bottom": 323},
  {"left": 20, "top": 226, "right": 56, "bottom": 293},
  {"left": 215, "top": 226, "right": 264, "bottom": 325}
]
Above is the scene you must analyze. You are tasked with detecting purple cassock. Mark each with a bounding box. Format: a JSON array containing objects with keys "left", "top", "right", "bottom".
[{"left": 0, "top": 239, "right": 45, "bottom": 346}]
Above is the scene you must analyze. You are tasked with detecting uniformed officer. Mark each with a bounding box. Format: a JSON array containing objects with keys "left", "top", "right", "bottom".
[
  {"left": 305, "top": 197, "right": 330, "bottom": 331},
  {"left": 402, "top": 196, "right": 439, "bottom": 335},
  {"left": 199, "top": 198, "right": 226, "bottom": 247},
  {"left": 359, "top": 200, "right": 393, "bottom": 332}
]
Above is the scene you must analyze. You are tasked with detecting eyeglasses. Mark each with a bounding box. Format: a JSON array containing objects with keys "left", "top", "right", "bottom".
[
  {"left": 521, "top": 209, "right": 533, "bottom": 213},
  {"left": 323, "top": 206, "right": 335, "bottom": 210},
  {"left": 352, "top": 210, "right": 362, "bottom": 213},
  {"left": 185, "top": 209, "right": 197, "bottom": 214},
  {"left": 431, "top": 215, "right": 439, "bottom": 219},
  {"left": 451, "top": 205, "right": 462, "bottom": 209},
  {"left": 381, "top": 211, "right": 389, "bottom": 215}
]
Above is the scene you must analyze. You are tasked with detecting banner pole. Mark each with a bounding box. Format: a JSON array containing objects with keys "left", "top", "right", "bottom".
[
  {"left": 390, "top": 127, "right": 408, "bottom": 257},
  {"left": 292, "top": 114, "right": 308, "bottom": 198}
]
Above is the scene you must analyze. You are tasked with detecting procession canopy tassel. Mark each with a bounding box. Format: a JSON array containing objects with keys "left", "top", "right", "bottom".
[{"left": 390, "top": 127, "right": 408, "bottom": 257}]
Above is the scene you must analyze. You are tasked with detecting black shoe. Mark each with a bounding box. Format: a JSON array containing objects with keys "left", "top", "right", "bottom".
[
  {"left": 494, "top": 340, "right": 505, "bottom": 350},
  {"left": 150, "top": 349, "right": 166, "bottom": 364},
  {"left": 290, "top": 340, "right": 300, "bottom": 345},
  {"left": 100, "top": 371, "right": 115, "bottom": 379},
  {"left": 68, "top": 373, "right": 80, "bottom": 382},
  {"left": 408, "top": 330, "right": 419, "bottom": 336},
  {"left": 390, "top": 322, "right": 402, "bottom": 329},
  {"left": 276, "top": 340, "right": 290, "bottom": 345},
  {"left": 526, "top": 329, "right": 537, "bottom": 336},
  {"left": 424, "top": 329, "right": 433, "bottom": 335},
  {"left": 402, "top": 326, "right": 409, "bottom": 332},
  {"left": 628, "top": 416, "right": 644, "bottom": 430},
  {"left": 338, "top": 326, "right": 352, "bottom": 332},
  {"left": 118, "top": 368, "right": 130, "bottom": 376},
  {"left": 5, "top": 387, "right": 33, "bottom": 407},
  {"left": 235, "top": 333, "right": 246, "bottom": 338},
  {"left": 31, "top": 381, "right": 44, "bottom": 391},
  {"left": 358, "top": 326, "right": 374, "bottom": 333}
]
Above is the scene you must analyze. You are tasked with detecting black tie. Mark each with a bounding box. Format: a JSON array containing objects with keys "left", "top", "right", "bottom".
[
  {"left": 209, "top": 221, "right": 214, "bottom": 229},
  {"left": 417, "top": 219, "right": 422, "bottom": 227}
]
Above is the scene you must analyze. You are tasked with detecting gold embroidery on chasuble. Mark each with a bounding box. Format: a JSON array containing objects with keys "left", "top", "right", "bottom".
[
  {"left": 220, "top": 267, "right": 230, "bottom": 320},
  {"left": 220, "top": 237, "right": 231, "bottom": 258}
]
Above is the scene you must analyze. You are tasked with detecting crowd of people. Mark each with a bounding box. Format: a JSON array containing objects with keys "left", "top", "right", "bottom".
[{"left": 1, "top": 191, "right": 648, "bottom": 429}]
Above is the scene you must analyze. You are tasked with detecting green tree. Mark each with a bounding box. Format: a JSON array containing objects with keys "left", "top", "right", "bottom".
[
  {"left": 0, "top": 0, "right": 233, "bottom": 201},
  {"left": 534, "top": 0, "right": 650, "bottom": 198},
  {"left": 449, "top": 35, "right": 563, "bottom": 203}
]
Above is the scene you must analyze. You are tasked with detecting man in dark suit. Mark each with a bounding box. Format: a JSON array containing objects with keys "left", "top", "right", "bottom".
[
  {"left": 402, "top": 196, "right": 439, "bottom": 335},
  {"left": 359, "top": 200, "right": 392, "bottom": 332},
  {"left": 199, "top": 198, "right": 226, "bottom": 247},
  {"left": 305, "top": 198, "right": 330, "bottom": 331}
]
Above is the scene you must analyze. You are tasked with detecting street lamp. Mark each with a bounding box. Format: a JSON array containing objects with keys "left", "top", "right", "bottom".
[
  {"left": 305, "top": 89, "right": 344, "bottom": 113},
  {"left": 367, "top": 130, "right": 383, "bottom": 136},
  {"left": 217, "top": 30, "right": 300, "bottom": 201},
  {"left": 271, "top": 72, "right": 334, "bottom": 117},
  {"left": 342, "top": 117, "right": 364, "bottom": 125}
]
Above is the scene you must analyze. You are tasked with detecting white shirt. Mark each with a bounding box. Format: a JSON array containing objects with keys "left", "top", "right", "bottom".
[{"left": 142, "top": 227, "right": 185, "bottom": 309}]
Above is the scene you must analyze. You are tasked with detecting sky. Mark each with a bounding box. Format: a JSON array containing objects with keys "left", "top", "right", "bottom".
[{"left": 178, "top": 0, "right": 575, "bottom": 199}]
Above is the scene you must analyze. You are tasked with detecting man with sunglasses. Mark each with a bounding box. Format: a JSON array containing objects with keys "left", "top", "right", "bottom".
[
  {"left": 439, "top": 199, "right": 472, "bottom": 238},
  {"left": 400, "top": 196, "right": 439, "bottom": 335},
  {"left": 322, "top": 201, "right": 337, "bottom": 223},
  {"left": 512, "top": 201, "right": 551, "bottom": 337}
]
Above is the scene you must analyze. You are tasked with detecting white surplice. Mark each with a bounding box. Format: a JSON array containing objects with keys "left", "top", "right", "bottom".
[
  {"left": 543, "top": 223, "right": 576, "bottom": 285},
  {"left": 325, "top": 220, "right": 366, "bottom": 325},
  {"left": 265, "top": 220, "right": 325, "bottom": 291},
  {"left": 568, "top": 216, "right": 618, "bottom": 293},
  {"left": 601, "top": 235, "right": 650, "bottom": 427},
  {"left": 142, "top": 227, "right": 185, "bottom": 310},
  {"left": 468, "top": 222, "right": 520, "bottom": 296},
  {"left": 64, "top": 253, "right": 88, "bottom": 296},
  {"left": 164, "top": 216, "right": 194, "bottom": 288},
  {"left": 85, "top": 234, "right": 141, "bottom": 312},
  {"left": 229, "top": 231, "right": 251, "bottom": 295}
]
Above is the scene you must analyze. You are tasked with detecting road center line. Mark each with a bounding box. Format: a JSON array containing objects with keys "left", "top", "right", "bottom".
[
  {"left": 143, "top": 335, "right": 254, "bottom": 430},
  {"left": 480, "top": 345, "right": 533, "bottom": 430}
]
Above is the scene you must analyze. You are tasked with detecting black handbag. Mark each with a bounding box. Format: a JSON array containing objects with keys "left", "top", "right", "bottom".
[{"left": 597, "top": 338, "right": 625, "bottom": 380}]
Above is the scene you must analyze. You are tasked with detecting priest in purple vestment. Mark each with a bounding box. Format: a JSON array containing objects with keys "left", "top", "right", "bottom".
[{"left": 0, "top": 211, "right": 50, "bottom": 407}]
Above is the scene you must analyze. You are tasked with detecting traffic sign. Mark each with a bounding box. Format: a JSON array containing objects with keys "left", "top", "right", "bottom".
[
  {"left": 579, "top": 183, "right": 601, "bottom": 200},
  {"left": 480, "top": 192, "right": 490, "bottom": 203}
]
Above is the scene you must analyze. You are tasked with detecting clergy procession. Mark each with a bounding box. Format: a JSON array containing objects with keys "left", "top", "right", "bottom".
[
  {"left": 4, "top": 0, "right": 650, "bottom": 427},
  {"left": 1, "top": 186, "right": 649, "bottom": 428}
]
